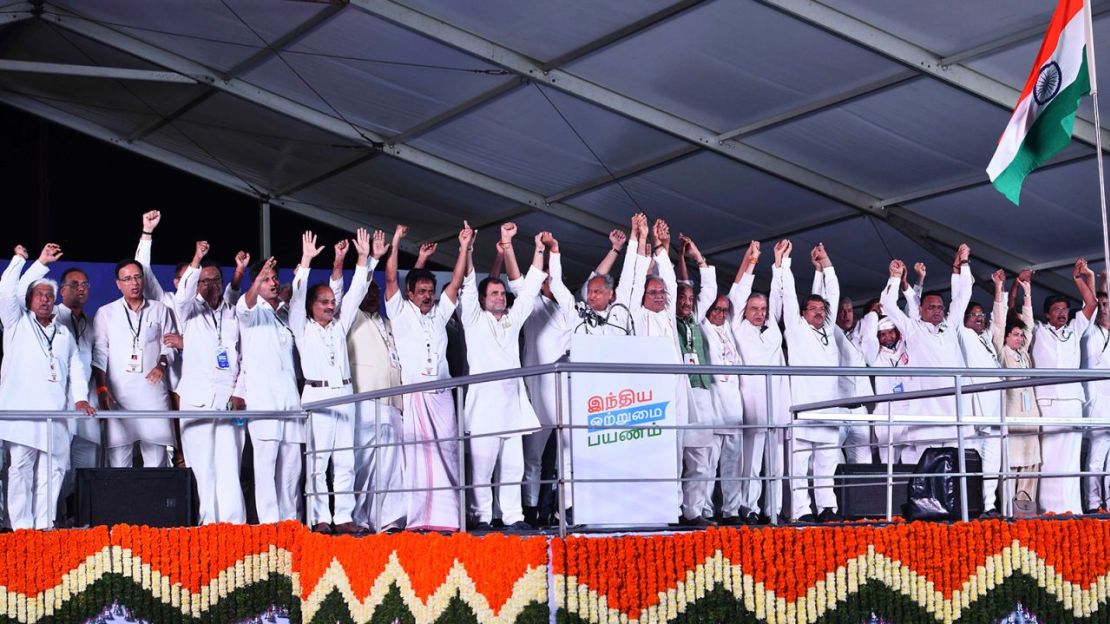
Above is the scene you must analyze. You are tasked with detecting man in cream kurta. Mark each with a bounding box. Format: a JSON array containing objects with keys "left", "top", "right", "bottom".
[
  {"left": 776, "top": 240, "right": 844, "bottom": 522},
  {"left": 1031, "top": 258, "right": 1096, "bottom": 514},
  {"left": 728, "top": 241, "right": 791, "bottom": 524},
  {"left": 461, "top": 224, "right": 546, "bottom": 530},
  {"left": 92, "top": 259, "right": 177, "bottom": 468},
  {"left": 345, "top": 279, "right": 405, "bottom": 532},
  {"left": 290, "top": 229, "right": 378, "bottom": 534},
  {"left": 0, "top": 244, "right": 95, "bottom": 529},
  {"left": 237, "top": 256, "right": 305, "bottom": 524},
  {"left": 173, "top": 241, "right": 247, "bottom": 525},
  {"left": 384, "top": 223, "right": 469, "bottom": 531},
  {"left": 879, "top": 247, "right": 973, "bottom": 464}
]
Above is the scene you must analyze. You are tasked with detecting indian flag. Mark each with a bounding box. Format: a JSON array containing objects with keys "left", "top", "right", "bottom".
[{"left": 987, "top": 0, "right": 1092, "bottom": 205}]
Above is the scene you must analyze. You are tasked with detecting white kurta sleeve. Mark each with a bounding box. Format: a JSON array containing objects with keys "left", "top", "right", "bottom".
[
  {"left": 135, "top": 237, "right": 167, "bottom": 304},
  {"left": 696, "top": 265, "right": 717, "bottom": 318},
  {"left": 655, "top": 249, "right": 677, "bottom": 318},
  {"left": 459, "top": 271, "right": 482, "bottom": 328},
  {"left": 508, "top": 266, "right": 546, "bottom": 326},
  {"left": 289, "top": 266, "right": 310, "bottom": 339},
  {"left": 15, "top": 259, "right": 48, "bottom": 301},
  {"left": 880, "top": 277, "right": 912, "bottom": 336},
  {"left": 68, "top": 338, "right": 90, "bottom": 405},
  {"left": 337, "top": 261, "right": 373, "bottom": 335},
  {"left": 728, "top": 274, "right": 753, "bottom": 323},
  {"left": 614, "top": 247, "right": 640, "bottom": 310},
  {"left": 0, "top": 255, "right": 27, "bottom": 330},
  {"left": 91, "top": 305, "right": 110, "bottom": 372},
  {"left": 777, "top": 259, "right": 803, "bottom": 334},
  {"left": 949, "top": 265, "right": 973, "bottom": 324},
  {"left": 173, "top": 265, "right": 200, "bottom": 323},
  {"left": 156, "top": 303, "right": 177, "bottom": 359},
  {"left": 823, "top": 266, "right": 840, "bottom": 328},
  {"left": 548, "top": 253, "right": 577, "bottom": 321},
  {"left": 859, "top": 311, "right": 881, "bottom": 366}
]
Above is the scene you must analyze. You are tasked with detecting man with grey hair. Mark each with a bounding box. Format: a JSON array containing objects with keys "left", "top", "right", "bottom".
[
  {"left": 0, "top": 243, "right": 95, "bottom": 529},
  {"left": 729, "top": 241, "right": 791, "bottom": 524}
]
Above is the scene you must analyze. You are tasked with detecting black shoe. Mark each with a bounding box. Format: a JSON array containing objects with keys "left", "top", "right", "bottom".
[
  {"left": 795, "top": 514, "right": 817, "bottom": 523},
  {"left": 720, "top": 515, "right": 744, "bottom": 526},
  {"left": 980, "top": 509, "right": 1002, "bottom": 519},
  {"left": 678, "top": 515, "right": 716, "bottom": 528},
  {"left": 490, "top": 518, "right": 506, "bottom": 529},
  {"left": 505, "top": 520, "right": 534, "bottom": 533},
  {"left": 817, "top": 508, "right": 842, "bottom": 523},
  {"left": 469, "top": 521, "right": 493, "bottom": 532},
  {"left": 523, "top": 505, "right": 539, "bottom": 526},
  {"left": 742, "top": 512, "right": 762, "bottom": 525},
  {"left": 312, "top": 522, "right": 334, "bottom": 534}
]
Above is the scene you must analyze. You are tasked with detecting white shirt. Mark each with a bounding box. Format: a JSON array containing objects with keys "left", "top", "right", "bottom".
[
  {"left": 92, "top": 296, "right": 175, "bottom": 411},
  {"left": 173, "top": 265, "right": 241, "bottom": 409},
  {"left": 778, "top": 258, "right": 841, "bottom": 408},
  {"left": 0, "top": 256, "right": 87, "bottom": 451},
  {"left": 56, "top": 301, "right": 99, "bottom": 443},
  {"left": 1032, "top": 309, "right": 1092, "bottom": 402},
  {"left": 135, "top": 237, "right": 183, "bottom": 390},
  {"left": 515, "top": 252, "right": 576, "bottom": 367},
  {"left": 236, "top": 295, "right": 300, "bottom": 412},
  {"left": 728, "top": 274, "right": 791, "bottom": 424},
  {"left": 461, "top": 267, "right": 546, "bottom": 434},
  {"left": 386, "top": 287, "right": 457, "bottom": 385},
  {"left": 290, "top": 262, "right": 372, "bottom": 387},
  {"left": 573, "top": 247, "right": 644, "bottom": 336}
]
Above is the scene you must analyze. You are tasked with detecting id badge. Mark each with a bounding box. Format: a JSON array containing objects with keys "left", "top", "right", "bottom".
[
  {"left": 684, "top": 352, "right": 700, "bottom": 366},
  {"left": 389, "top": 350, "right": 401, "bottom": 369},
  {"left": 215, "top": 346, "right": 230, "bottom": 370},
  {"left": 126, "top": 348, "right": 144, "bottom": 373},
  {"left": 1022, "top": 392, "right": 1032, "bottom": 413},
  {"left": 892, "top": 382, "right": 904, "bottom": 394},
  {"left": 47, "top": 356, "right": 59, "bottom": 383},
  {"left": 422, "top": 351, "right": 440, "bottom": 376}
]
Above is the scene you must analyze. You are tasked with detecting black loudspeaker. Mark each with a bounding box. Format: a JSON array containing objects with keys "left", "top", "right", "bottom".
[
  {"left": 77, "top": 468, "right": 195, "bottom": 527},
  {"left": 834, "top": 463, "right": 916, "bottom": 519}
]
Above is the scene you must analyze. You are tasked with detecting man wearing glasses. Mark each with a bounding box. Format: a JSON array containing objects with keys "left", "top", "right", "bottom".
[
  {"left": 55, "top": 265, "right": 101, "bottom": 507},
  {"left": 879, "top": 245, "right": 973, "bottom": 465},
  {"left": 92, "top": 259, "right": 177, "bottom": 468},
  {"left": 958, "top": 300, "right": 1003, "bottom": 516}
]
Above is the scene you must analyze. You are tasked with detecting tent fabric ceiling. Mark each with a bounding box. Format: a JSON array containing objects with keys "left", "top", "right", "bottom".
[{"left": 2, "top": 0, "right": 1110, "bottom": 302}]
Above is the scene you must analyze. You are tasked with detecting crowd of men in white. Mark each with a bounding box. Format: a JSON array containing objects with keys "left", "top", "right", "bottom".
[{"left": 0, "top": 209, "right": 1107, "bottom": 532}]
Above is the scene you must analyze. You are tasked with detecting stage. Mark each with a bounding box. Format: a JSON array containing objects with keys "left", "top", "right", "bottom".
[{"left": 0, "top": 519, "right": 1105, "bottom": 623}]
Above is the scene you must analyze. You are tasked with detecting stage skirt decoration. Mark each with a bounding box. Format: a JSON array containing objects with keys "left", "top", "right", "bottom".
[{"left": 1, "top": 519, "right": 1110, "bottom": 622}]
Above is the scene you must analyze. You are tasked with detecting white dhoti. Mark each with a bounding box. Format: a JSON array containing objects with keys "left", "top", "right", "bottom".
[
  {"left": 790, "top": 414, "right": 841, "bottom": 520},
  {"left": 1038, "top": 398, "right": 1083, "bottom": 514},
  {"left": 739, "top": 379, "right": 789, "bottom": 517},
  {"left": 304, "top": 385, "right": 355, "bottom": 526},
  {"left": 404, "top": 390, "right": 460, "bottom": 531},
  {"left": 679, "top": 387, "right": 715, "bottom": 520},
  {"left": 352, "top": 400, "right": 405, "bottom": 530},
  {"left": 7, "top": 440, "right": 68, "bottom": 530},
  {"left": 179, "top": 407, "right": 246, "bottom": 525}
]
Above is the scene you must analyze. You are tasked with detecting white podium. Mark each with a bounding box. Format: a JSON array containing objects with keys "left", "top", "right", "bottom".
[{"left": 568, "top": 334, "right": 679, "bottom": 525}]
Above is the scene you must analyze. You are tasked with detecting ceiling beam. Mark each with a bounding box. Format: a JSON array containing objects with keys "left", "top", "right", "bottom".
[
  {"left": 539, "top": 0, "right": 708, "bottom": 70},
  {"left": 123, "top": 5, "right": 342, "bottom": 143},
  {"left": 700, "top": 210, "right": 862, "bottom": 257},
  {"left": 0, "top": 59, "right": 196, "bottom": 82},
  {"left": 425, "top": 206, "right": 534, "bottom": 244},
  {"left": 756, "top": 0, "right": 1110, "bottom": 152},
  {"left": 939, "top": 2, "right": 1110, "bottom": 66},
  {"left": 544, "top": 71, "right": 918, "bottom": 204},
  {"left": 387, "top": 76, "right": 524, "bottom": 144},
  {"left": 272, "top": 150, "right": 379, "bottom": 197}
]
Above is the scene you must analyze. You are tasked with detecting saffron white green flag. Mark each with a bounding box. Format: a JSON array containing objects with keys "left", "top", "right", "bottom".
[{"left": 987, "top": 0, "right": 1091, "bottom": 205}]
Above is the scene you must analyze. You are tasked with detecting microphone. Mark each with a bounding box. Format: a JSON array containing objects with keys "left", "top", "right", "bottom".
[{"left": 575, "top": 301, "right": 603, "bottom": 327}]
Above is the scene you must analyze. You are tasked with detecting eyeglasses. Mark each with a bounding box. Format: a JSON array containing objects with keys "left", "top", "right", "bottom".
[
  {"left": 63, "top": 280, "right": 89, "bottom": 290},
  {"left": 117, "top": 275, "right": 142, "bottom": 283},
  {"left": 804, "top": 306, "right": 826, "bottom": 313},
  {"left": 645, "top": 289, "right": 667, "bottom": 296},
  {"left": 198, "top": 278, "right": 221, "bottom": 286},
  {"left": 967, "top": 312, "right": 986, "bottom": 319},
  {"left": 708, "top": 306, "right": 730, "bottom": 314}
]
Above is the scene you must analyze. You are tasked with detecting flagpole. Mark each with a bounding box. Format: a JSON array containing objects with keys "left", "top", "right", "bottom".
[{"left": 1084, "top": 0, "right": 1110, "bottom": 282}]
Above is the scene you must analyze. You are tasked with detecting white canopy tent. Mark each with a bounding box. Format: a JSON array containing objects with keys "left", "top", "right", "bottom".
[{"left": 1, "top": 0, "right": 1108, "bottom": 302}]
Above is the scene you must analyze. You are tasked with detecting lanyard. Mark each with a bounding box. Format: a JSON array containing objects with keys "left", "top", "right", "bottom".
[
  {"left": 811, "top": 325, "right": 829, "bottom": 346},
  {"left": 204, "top": 303, "right": 223, "bottom": 344},
  {"left": 124, "top": 303, "right": 144, "bottom": 347},
  {"left": 35, "top": 321, "right": 57, "bottom": 358},
  {"left": 69, "top": 313, "right": 86, "bottom": 343}
]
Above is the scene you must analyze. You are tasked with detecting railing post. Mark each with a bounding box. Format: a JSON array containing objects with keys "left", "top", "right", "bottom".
[
  {"left": 765, "top": 374, "right": 778, "bottom": 526},
  {"left": 47, "top": 416, "right": 53, "bottom": 530},
  {"left": 999, "top": 393, "right": 1011, "bottom": 518},
  {"left": 955, "top": 375, "right": 970, "bottom": 522},
  {"left": 885, "top": 402, "right": 894, "bottom": 522},
  {"left": 374, "top": 399, "right": 382, "bottom": 533},
  {"left": 456, "top": 388, "right": 467, "bottom": 533},
  {"left": 555, "top": 371, "right": 567, "bottom": 539},
  {"left": 305, "top": 410, "right": 316, "bottom": 527}
]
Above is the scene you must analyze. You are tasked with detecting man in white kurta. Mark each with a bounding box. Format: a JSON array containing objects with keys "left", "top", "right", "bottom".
[
  {"left": 776, "top": 241, "right": 844, "bottom": 522},
  {"left": 290, "top": 230, "right": 378, "bottom": 533},
  {"left": 461, "top": 225, "right": 546, "bottom": 530},
  {"left": 92, "top": 260, "right": 177, "bottom": 468},
  {"left": 701, "top": 292, "right": 744, "bottom": 523},
  {"left": 1031, "top": 258, "right": 1096, "bottom": 514},
  {"left": 135, "top": 210, "right": 186, "bottom": 396},
  {"left": 728, "top": 242, "right": 791, "bottom": 524},
  {"left": 879, "top": 249, "right": 973, "bottom": 464},
  {"left": 237, "top": 256, "right": 306, "bottom": 524},
  {"left": 514, "top": 233, "right": 577, "bottom": 523},
  {"left": 859, "top": 312, "right": 911, "bottom": 463},
  {"left": 958, "top": 301, "right": 1003, "bottom": 515},
  {"left": 55, "top": 268, "right": 100, "bottom": 491},
  {"left": 384, "top": 223, "right": 469, "bottom": 531},
  {"left": 1084, "top": 291, "right": 1110, "bottom": 511},
  {"left": 173, "top": 241, "right": 247, "bottom": 524},
  {"left": 576, "top": 220, "right": 644, "bottom": 337},
  {"left": 0, "top": 244, "right": 95, "bottom": 529},
  {"left": 345, "top": 279, "right": 405, "bottom": 532}
]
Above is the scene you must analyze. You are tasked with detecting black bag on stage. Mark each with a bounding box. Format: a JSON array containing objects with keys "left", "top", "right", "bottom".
[{"left": 902, "top": 447, "right": 983, "bottom": 521}]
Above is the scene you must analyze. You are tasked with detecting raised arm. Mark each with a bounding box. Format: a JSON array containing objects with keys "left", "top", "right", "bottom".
[
  {"left": 414, "top": 241, "right": 436, "bottom": 270},
  {"left": 1075, "top": 257, "right": 1098, "bottom": 321},
  {"left": 774, "top": 240, "right": 802, "bottom": 331},
  {"left": 543, "top": 233, "right": 577, "bottom": 318},
  {"left": 859, "top": 310, "right": 881, "bottom": 366},
  {"left": 136, "top": 210, "right": 167, "bottom": 302},
  {"left": 385, "top": 224, "right": 406, "bottom": 302},
  {"left": 173, "top": 240, "right": 207, "bottom": 321},
  {"left": 594, "top": 229, "right": 627, "bottom": 277},
  {"left": 226, "top": 250, "right": 249, "bottom": 305},
  {"left": 990, "top": 269, "right": 1007, "bottom": 352},
  {"left": 499, "top": 222, "right": 523, "bottom": 281},
  {"left": 949, "top": 244, "right": 973, "bottom": 322},
  {"left": 880, "top": 259, "right": 912, "bottom": 335},
  {"left": 337, "top": 228, "right": 378, "bottom": 334},
  {"left": 243, "top": 256, "right": 275, "bottom": 311},
  {"left": 652, "top": 219, "right": 678, "bottom": 318},
  {"left": 442, "top": 221, "right": 472, "bottom": 305},
  {"left": 682, "top": 235, "right": 716, "bottom": 315},
  {"left": 615, "top": 214, "right": 645, "bottom": 309},
  {"left": 815, "top": 243, "right": 839, "bottom": 330},
  {"left": 330, "top": 239, "right": 349, "bottom": 310},
  {"left": 290, "top": 231, "right": 323, "bottom": 337},
  {"left": 0, "top": 246, "right": 31, "bottom": 330}
]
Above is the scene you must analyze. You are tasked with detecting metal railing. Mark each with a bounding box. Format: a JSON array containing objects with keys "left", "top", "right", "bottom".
[{"left": 9, "top": 364, "right": 1110, "bottom": 534}]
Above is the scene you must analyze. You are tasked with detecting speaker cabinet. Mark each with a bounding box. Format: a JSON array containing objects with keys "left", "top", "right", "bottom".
[{"left": 77, "top": 468, "right": 195, "bottom": 527}]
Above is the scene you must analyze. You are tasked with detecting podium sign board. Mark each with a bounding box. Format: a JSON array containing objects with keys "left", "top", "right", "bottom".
[{"left": 569, "top": 334, "right": 678, "bottom": 525}]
